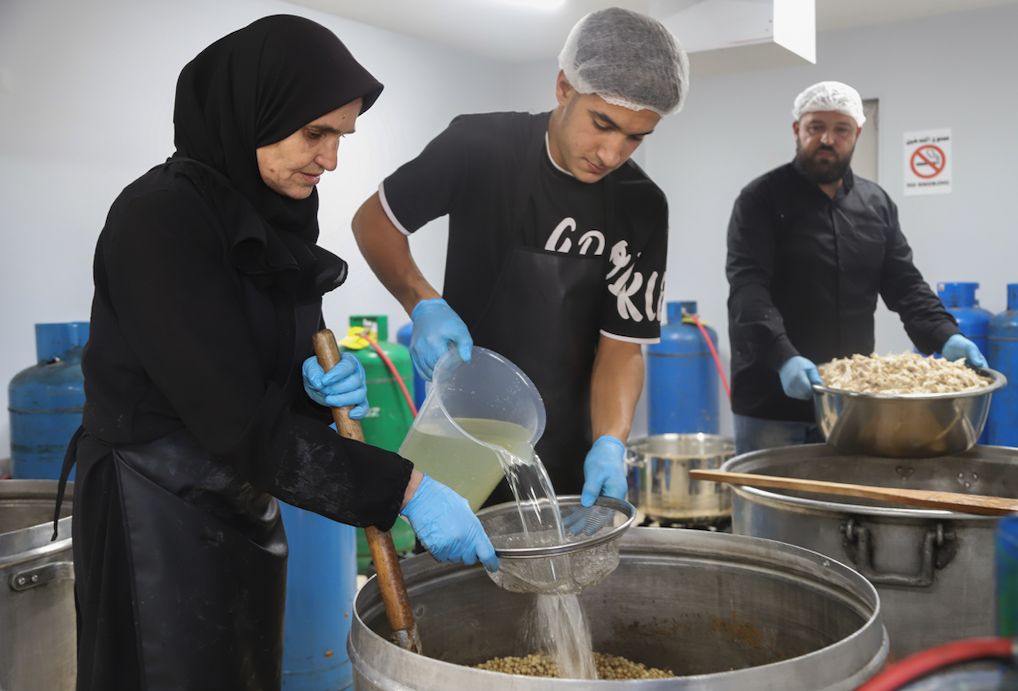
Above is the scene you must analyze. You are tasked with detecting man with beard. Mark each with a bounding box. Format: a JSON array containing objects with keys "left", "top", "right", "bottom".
[{"left": 725, "top": 81, "right": 985, "bottom": 454}]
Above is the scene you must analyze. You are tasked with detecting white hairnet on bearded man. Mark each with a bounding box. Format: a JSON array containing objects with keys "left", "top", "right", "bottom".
[
  {"left": 558, "top": 7, "right": 690, "bottom": 116},
  {"left": 792, "top": 81, "right": 866, "bottom": 126}
]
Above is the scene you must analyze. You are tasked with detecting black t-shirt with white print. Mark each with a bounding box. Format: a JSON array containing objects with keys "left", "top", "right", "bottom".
[{"left": 379, "top": 111, "right": 669, "bottom": 344}]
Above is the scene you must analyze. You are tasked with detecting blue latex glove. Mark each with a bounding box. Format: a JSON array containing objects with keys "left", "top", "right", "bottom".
[
  {"left": 401, "top": 474, "right": 499, "bottom": 572},
  {"left": 942, "top": 334, "right": 988, "bottom": 368},
  {"left": 301, "top": 353, "right": 369, "bottom": 419},
  {"left": 409, "top": 298, "right": 472, "bottom": 381},
  {"left": 779, "top": 356, "right": 823, "bottom": 400},
  {"left": 580, "top": 436, "right": 628, "bottom": 508}
]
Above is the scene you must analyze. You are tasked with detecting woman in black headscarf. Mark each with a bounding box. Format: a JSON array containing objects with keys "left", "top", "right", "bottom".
[{"left": 60, "top": 15, "right": 496, "bottom": 690}]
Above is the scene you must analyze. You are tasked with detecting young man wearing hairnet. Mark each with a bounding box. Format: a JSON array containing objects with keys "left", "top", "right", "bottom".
[
  {"left": 353, "top": 8, "right": 688, "bottom": 508},
  {"left": 726, "top": 81, "right": 985, "bottom": 454}
]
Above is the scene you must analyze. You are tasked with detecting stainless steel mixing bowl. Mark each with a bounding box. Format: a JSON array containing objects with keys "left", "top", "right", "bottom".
[{"left": 813, "top": 366, "right": 1007, "bottom": 458}]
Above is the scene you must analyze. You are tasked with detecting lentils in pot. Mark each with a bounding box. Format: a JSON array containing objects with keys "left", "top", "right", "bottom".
[{"left": 476, "top": 652, "right": 675, "bottom": 679}]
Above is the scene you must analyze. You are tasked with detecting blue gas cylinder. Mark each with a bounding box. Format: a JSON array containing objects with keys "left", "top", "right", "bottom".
[
  {"left": 988, "top": 284, "right": 1018, "bottom": 447},
  {"left": 938, "top": 282, "right": 993, "bottom": 356},
  {"left": 647, "top": 301, "right": 720, "bottom": 435},
  {"left": 938, "top": 283, "right": 993, "bottom": 444},
  {"left": 396, "top": 321, "right": 426, "bottom": 412},
  {"left": 8, "top": 322, "right": 89, "bottom": 480},
  {"left": 279, "top": 502, "right": 357, "bottom": 691}
]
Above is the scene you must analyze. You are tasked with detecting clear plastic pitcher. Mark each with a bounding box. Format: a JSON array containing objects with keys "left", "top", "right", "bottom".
[{"left": 398, "top": 346, "right": 546, "bottom": 511}]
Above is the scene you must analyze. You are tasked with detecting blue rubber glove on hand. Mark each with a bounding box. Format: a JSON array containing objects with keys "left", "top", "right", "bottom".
[
  {"left": 580, "top": 436, "right": 628, "bottom": 508},
  {"left": 942, "top": 334, "right": 988, "bottom": 368},
  {"left": 779, "top": 356, "right": 823, "bottom": 400},
  {"left": 409, "top": 298, "right": 472, "bottom": 381},
  {"left": 562, "top": 505, "right": 615, "bottom": 537},
  {"left": 301, "top": 353, "right": 369, "bottom": 419},
  {"left": 401, "top": 474, "right": 499, "bottom": 572}
]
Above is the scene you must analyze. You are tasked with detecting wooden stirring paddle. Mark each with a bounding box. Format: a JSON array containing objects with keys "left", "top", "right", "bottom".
[
  {"left": 688, "top": 469, "right": 1018, "bottom": 516},
  {"left": 313, "top": 329, "right": 422, "bottom": 654}
]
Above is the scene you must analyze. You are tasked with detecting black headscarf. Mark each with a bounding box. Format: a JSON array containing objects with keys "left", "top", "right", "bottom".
[{"left": 171, "top": 15, "right": 383, "bottom": 296}]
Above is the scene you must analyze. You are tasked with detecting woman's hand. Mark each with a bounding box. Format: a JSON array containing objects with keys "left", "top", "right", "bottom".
[
  {"left": 301, "top": 353, "right": 369, "bottom": 419},
  {"left": 401, "top": 472, "right": 498, "bottom": 572}
]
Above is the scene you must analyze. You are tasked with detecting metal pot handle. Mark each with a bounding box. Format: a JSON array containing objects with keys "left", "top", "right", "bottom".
[
  {"left": 9, "top": 561, "right": 74, "bottom": 592},
  {"left": 840, "top": 520, "right": 956, "bottom": 588}
]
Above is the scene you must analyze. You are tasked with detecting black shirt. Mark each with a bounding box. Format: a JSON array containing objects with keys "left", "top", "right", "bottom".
[
  {"left": 380, "top": 111, "right": 669, "bottom": 343},
  {"left": 726, "top": 162, "right": 959, "bottom": 422}
]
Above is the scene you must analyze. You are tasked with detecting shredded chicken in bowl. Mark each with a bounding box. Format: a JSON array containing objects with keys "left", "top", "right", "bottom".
[{"left": 819, "top": 352, "right": 993, "bottom": 395}]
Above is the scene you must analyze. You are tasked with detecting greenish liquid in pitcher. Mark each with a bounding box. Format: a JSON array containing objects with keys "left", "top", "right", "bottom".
[{"left": 399, "top": 417, "right": 534, "bottom": 511}]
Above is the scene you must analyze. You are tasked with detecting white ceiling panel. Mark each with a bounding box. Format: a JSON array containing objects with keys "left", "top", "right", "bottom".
[{"left": 281, "top": 0, "right": 1018, "bottom": 64}]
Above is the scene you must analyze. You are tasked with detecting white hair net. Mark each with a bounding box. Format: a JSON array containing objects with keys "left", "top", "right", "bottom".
[
  {"left": 558, "top": 7, "right": 689, "bottom": 116},
  {"left": 792, "top": 81, "right": 866, "bottom": 126}
]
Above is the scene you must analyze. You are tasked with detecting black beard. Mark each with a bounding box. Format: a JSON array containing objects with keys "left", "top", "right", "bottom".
[{"left": 794, "top": 140, "right": 853, "bottom": 185}]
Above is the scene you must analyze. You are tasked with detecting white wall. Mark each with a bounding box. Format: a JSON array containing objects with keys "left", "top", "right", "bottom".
[{"left": 3, "top": 0, "right": 1016, "bottom": 456}]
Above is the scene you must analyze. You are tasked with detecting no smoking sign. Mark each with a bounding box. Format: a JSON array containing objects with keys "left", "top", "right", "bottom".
[
  {"left": 910, "top": 145, "right": 945, "bottom": 178},
  {"left": 904, "top": 128, "right": 952, "bottom": 196}
]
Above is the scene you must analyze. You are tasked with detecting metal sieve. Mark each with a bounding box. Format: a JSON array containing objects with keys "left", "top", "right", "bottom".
[{"left": 476, "top": 496, "right": 636, "bottom": 595}]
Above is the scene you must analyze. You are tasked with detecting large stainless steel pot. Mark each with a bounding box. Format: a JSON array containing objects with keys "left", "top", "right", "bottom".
[
  {"left": 722, "top": 444, "right": 1011, "bottom": 662},
  {"left": 0, "top": 480, "right": 75, "bottom": 691},
  {"left": 625, "top": 434, "right": 733, "bottom": 524},
  {"left": 350, "top": 527, "right": 888, "bottom": 690}
]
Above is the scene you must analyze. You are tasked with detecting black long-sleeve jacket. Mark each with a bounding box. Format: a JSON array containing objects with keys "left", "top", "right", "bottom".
[
  {"left": 81, "top": 162, "right": 411, "bottom": 529},
  {"left": 726, "top": 162, "right": 959, "bottom": 422}
]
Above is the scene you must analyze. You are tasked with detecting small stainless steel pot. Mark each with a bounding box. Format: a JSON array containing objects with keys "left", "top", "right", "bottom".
[{"left": 625, "top": 433, "right": 734, "bottom": 524}]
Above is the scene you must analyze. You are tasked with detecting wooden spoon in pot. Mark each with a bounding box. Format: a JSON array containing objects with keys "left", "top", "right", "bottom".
[
  {"left": 688, "top": 469, "right": 1018, "bottom": 516},
  {"left": 313, "top": 329, "right": 422, "bottom": 654}
]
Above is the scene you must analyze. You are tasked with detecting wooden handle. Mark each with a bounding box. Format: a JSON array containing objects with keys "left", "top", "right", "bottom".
[
  {"left": 312, "top": 329, "right": 420, "bottom": 653},
  {"left": 688, "top": 469, "right": 1018, "bottom": 516},
  {"left": 311, "top": 330, "right": 366, "bottom": 443},
  {"left": 363, "top": 526, "right": 416, "bottom": 631}
]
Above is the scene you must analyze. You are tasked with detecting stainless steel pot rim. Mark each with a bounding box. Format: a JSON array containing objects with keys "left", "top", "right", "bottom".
[
  {"left": 628, "top": 432, "right": 736, "bottom": 442},
  {"left": 626, "top": 453, "right": 731, "bottom": 464},
  {"left": 0, "top": 517, "right": 73, "bottom": 568},
  {"left": 811, "top": 366, "right": 1006, "bottom": 400},
  {"left": 478, "top": 496, "right": 635, "bottom": 559}
]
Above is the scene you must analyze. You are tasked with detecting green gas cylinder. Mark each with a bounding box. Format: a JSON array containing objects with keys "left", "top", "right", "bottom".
[{"left": 339, "top": 315, "right": 417, "bottom": 573}]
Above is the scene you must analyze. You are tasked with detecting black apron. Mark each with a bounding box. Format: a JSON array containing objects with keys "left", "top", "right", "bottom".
[
  {"left": 55, "top": 294, "right": 322, "bottom": 691},
  {"left": 474, "top": 127, "right": 614, "bottom": 507}
]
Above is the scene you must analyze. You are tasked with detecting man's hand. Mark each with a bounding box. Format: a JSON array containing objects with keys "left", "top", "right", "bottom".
[
  {"left": 580, "top": 436, "right": 628, "bottom": 507},
  {"left": 779, "top": 355, "right": 823, "bottom": 399},
  {"left": 409, "top": 298, "right": 473, "bottom": 381},
  {"left": 942, "top": 334, "right": 987, "bottom": 368}
]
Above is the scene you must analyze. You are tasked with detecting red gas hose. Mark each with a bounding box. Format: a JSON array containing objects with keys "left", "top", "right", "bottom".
[
  {"left": 688, "top": 313, "right": 731, "bottom": 402},
  {"left": 362, "top": 337, "right": 418, "bottom": 417},
  {"left": 856, "top": 637, "right": 1014, "bottom": 691}
]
